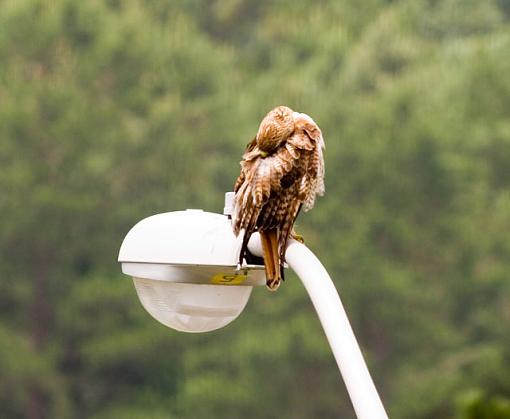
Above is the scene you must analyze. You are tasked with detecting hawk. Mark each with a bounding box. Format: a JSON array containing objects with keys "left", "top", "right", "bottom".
[{"left": 233, "top": 106, "right": 325, "bottom": 290}]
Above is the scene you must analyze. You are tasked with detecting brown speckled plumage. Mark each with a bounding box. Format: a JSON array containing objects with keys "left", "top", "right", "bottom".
[{"left": 233, "top": 106, "right": 325, "bottom": 290}]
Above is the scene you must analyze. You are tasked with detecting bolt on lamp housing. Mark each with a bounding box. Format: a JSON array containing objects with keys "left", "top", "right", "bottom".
[{"left": 118, "top": 207, "right": 265, "bottom": 333}]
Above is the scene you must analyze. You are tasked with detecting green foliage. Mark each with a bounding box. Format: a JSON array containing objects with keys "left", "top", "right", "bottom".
[
  {"left": 458, "top": 390, "right": 510, "bottom": 419},
  {"left": 0, "top": 0, "right": 509, "bottom": 418}
]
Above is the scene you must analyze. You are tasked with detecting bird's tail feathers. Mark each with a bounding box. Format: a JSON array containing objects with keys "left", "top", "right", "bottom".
[{"left": 260, "top": 229, "right": 282, "bottom": 291}]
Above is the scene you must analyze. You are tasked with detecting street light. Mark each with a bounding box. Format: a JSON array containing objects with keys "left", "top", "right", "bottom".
[
  {"left": 118, "top": 206, "right": 265, "bottom": 332},
  {"left": 118, "top": 193, "right": 388, "bottom": 419}
]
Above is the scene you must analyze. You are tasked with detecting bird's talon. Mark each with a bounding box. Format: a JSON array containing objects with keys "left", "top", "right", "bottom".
[{"left": 292, "top": 233, "right": 305, "bottom": 244}]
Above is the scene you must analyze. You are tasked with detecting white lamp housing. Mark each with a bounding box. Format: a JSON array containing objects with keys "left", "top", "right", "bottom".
[{"left": 118, "top": 208, "right": 265, "bottom": 333}]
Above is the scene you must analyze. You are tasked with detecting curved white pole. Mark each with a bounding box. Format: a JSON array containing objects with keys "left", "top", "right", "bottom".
[
  {"left": 286, "top": 241, "right": 388, "bottom": 419},
  {"left": 249, "top": 236, "right": 388, "bottom": 419}
]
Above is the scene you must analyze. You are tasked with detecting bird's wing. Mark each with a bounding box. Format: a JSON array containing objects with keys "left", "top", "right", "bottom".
[
  {"left": 232, "top": 132, "right": 305, "bottom": 235},
  {"left": 291, "top": 112, "right": 325, "bottom": 211}
]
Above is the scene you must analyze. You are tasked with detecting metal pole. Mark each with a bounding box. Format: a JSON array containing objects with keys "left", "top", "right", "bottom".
[{"left": 284, "top": 240, "right": 388, "bottom": 419}]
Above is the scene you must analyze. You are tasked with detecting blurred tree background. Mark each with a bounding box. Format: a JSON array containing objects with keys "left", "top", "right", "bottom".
[{"left": 1, "top": 0, "right": 509, "bottom": 418}]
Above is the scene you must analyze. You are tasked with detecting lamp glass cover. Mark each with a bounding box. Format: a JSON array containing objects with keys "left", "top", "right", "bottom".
[{"left": 133, "top": 277, "right": 253, "bottom": 332}]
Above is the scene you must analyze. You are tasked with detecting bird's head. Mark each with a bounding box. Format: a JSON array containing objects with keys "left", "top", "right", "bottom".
[{"left": 256, "top": 106, "right": 295, "bottom": 154}]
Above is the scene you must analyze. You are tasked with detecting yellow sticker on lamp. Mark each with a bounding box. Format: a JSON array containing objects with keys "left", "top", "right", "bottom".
[{"left": 211, "top": 273, "right": 247, "bottom": 285}]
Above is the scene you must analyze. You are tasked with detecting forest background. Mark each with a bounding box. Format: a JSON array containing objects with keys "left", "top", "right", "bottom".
[{"left": 1, "top": 0, "right": 510, "bottom": 418}]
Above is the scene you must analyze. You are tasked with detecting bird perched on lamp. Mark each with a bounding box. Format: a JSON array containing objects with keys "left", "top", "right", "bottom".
[{"left": 233, "top": 106, "right": 325, "bottom": 290}]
